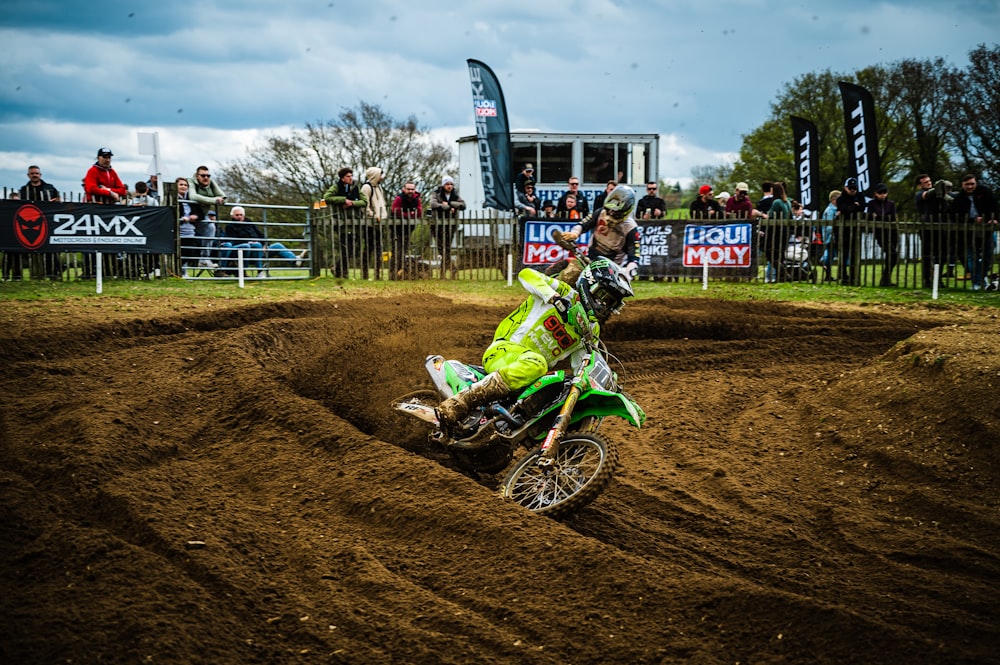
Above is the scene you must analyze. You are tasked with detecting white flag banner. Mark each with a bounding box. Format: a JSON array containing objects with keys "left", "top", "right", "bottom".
[{"left": 137, "top": 131, "right": 157, "bottom": 156}]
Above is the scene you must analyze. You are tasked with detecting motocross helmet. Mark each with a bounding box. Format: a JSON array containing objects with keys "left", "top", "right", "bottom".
[
  {"left": 576, "top": 257, "right": 634, "bottom": 321},
  {"left": 601, "top": 184, "right": 636, "bottom": 223}
]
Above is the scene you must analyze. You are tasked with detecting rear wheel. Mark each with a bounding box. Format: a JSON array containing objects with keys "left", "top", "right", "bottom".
[{"left": 499, "top": 433, "right": 618, "bottom": 518}]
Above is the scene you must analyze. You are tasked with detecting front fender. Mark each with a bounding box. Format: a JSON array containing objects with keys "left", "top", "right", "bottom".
[{"left": 572, "top": 389, "right": 645, "bottom": 428}]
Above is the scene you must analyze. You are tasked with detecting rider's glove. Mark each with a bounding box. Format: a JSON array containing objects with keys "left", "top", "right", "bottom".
[
  {"left": 550, "top": 295, "right": 572, "bottom": 322},
  {"left": 624, "top": 262, "right": 638, "bottom": 281}
]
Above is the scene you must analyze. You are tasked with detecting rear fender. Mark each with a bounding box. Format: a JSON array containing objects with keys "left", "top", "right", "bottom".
[{"left": 425, "top": 355, "right": 486, "bottom": 398}]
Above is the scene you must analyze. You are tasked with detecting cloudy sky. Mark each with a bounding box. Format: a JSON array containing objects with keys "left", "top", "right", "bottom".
[{"left": 1, "top": 0, "right": 996, "bottom": 200}]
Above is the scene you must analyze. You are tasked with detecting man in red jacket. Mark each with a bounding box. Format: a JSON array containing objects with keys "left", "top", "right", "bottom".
[
  {"left": 84, "top": 148, "right": 128, "bottom": 203},
  {"left": 81, "top": 148, "right": 129, "bottom": 278}
]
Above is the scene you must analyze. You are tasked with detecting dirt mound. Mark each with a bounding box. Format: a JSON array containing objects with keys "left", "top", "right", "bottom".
[{"left": 1, "top": 296, "right": 997, "bottom": 664}]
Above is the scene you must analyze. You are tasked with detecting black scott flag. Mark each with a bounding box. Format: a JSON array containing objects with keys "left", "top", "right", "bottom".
[
  {"left": 838, "top": 81, "right": 881, "bottom": 196},
  {"left": 790, "top": 116, "right": 819, "bottom": 213},
  {"left": 467, "top": 59, "right": 514, "bottom": 210}
]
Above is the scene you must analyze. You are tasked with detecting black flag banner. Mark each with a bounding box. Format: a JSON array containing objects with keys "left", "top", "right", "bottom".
[
  {"left": 838, "top": 81, "right": 881, "bottom": 196},
  {"left": 790, "top": 116, "right": 819, "bottom": 213},
  {"left": 467, "top": 59, "right": 514, "bottom": 210}
]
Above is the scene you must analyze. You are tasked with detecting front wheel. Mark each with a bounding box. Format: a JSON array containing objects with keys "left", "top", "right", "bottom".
[{"left": 499, "top": 433, "right": 618, "bottom": 518}]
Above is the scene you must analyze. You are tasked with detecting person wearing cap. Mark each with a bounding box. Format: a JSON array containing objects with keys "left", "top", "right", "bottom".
[
  {"left": 835, "top": 177, "right": 867, "bottom": 286},
  {"left": 866, "top": 183, "right": 899, "bottom": 287},
  {"left": 689, "top": 184, "right": 722, "bottom": 220},
  {"left": 84, "top": 148, "right": 128, "bottom": 204},
  {"left": 724, "top": 182, "right": 762, "bottom": 220},
  {"left": 429, "top": 175, "right": 466, "bottom": 278},
  {"left": 81, "top": 148, "right": 129, "bottom": 279},
  {"left": 515, "top": 163, "right": 535, "bottom": 195},
  {"left": 541, "top": 200, "right": 556, "bottom": 219},
  {"left": 636, "top": 181, "right": 666, "bottom": 220}
]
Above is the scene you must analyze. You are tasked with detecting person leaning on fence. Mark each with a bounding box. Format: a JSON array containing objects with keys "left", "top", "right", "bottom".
[
  {"left": 914, "top": 174, "right": 955, "bottom": 288},
  {"left": 176, "top": 177, "right": 203, "bottom": 277},
  {"left": 429, "top": 176, "right": 466, "bottom": 278},
  {"left": 19, "top": 165, "right": 63, "bottom": 279},
  {"left": 951, "top": 174, "right": 998, "bottom": 291},
  {"left": 358, "top": 166, "right": 387, "bottom": 281},
  {"left": 819, "top": 189, "right": 841, "bottom": 282},
  {"left": 81, "top": 148, "right": 129, "bottom": 279},
  {"left": 636, "top": 182, "right": 666, "bottom": 220},
  {"left": 689, "top": 184, "right": 722, "bottom": 220},
  {"left": 389, "top": 182, "right": 422, "bottom": 279},
  {"left": 866, "top": 183, "right": 899, "bottom": 287},
  {"left": 322, "top": 167, "right": 367, "bottom": 278},
  {"left": 835, "top": 177, "right": 867, "bottom": 286},
  {"left": 186, "top": 167, "right": 225, "bottom": 269}
]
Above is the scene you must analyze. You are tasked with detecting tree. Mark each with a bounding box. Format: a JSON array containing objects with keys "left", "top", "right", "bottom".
[
  {"left": 946, "top": 43, "right": 1000, "bottom": 185},
  {"left": 885, "top": 57, "right": 957, "bottom": 183},
  {"left": 217, "top": 101, "right": 455, "bottom": 208}
]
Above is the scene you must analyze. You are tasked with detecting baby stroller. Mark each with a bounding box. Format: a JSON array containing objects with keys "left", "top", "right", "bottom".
[{"left": 778, "top": 235, "right": 816, "bottom": 283}]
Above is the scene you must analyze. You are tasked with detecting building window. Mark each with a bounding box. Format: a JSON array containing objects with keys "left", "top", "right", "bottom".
[{"left": 539, "top": 142, "right": 572, "bottom": 183}]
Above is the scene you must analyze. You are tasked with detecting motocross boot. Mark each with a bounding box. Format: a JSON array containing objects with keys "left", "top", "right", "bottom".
[{"left": 436, "top": 372, "right": 510, "bottom": 432}]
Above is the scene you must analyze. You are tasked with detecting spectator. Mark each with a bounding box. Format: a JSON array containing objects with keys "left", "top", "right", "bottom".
[
  {"left": 145, "top": 174, "right": 160, "bottom": 203},
  {"left": 176, "top": 177, "right": 203, "bottom": 277},
  {"left": 541, "top": 200, "right": 556, "bottom": 219},
  {"left": 689, "top": 184, "right": 722, "bottom": 220},
  {"left": 866, "top": 183, "right": 899, "bottom": 287},
  {"left": 19, "top": 165, "right": 62, "bottom": 279},
  {"left": 556, "top": 176, "right": 589, "bottom": 217},
  {"left": 82, "top": 148, "right": 128, "bottom": 279},
  {"left": 835, "top": 177, "right": 866, "bottom": 286},
  {"left": 724, "top": 182, "right": 761, "bottom": 220},
  {"left": 359, "top": 166, "right": 387, "bottom": 280},
  {"left": 20, "top": 165, "right": 60, "bottom": 203},
  {"left": 429, "top": 175, "right": 466, "bottom": 278},
  {"left": 819, "top": 189, "right": 841, "bottom": 282},
  {"left": 218, "top": 207, "right": 264, "bottom": 276},
  {"left": 389, "top": 181, "right": 422, "bottom": 279},
  {"left": 131, "top": 181, "right": 153, "bottom": 206},
  {"left": 516, "top": 182, "right": 541, "bottom": 218},
  {"left": 8, "top": 192, "right": 20, "bottom": 200},
  {"left": 636, "top": 182, "right": 667, "bottom": 220},
  {"left": 561, "top": 193, "right": 582, "bottom": 220},
  {"left": 951, "top": 174, "right": 997, "bottom": 290},
  {"left": 558, "top": 185, "right": 641, "bottom": 285},
  {"left": 593, "top": 180, "right": 617, "bottom": 211},
  {"left": 84, "top": 148, "right": 128, "bottom": 204},
  {"left": 914, "top": 174, "right": 954, "bottom": 287},
  {"left": 515, "top": 163, "right": 535, "bottom": 195},
  {"left": 716, "top": 191, "right": 731, "bottom": 210},
  {"left": 186, "top": 167, "right": 224, "bottom": 269},
  {"left": 322, "top": 167, "right": 367, "bottom": 278},
  {"left": 755, "top": 181, "right": 774, "bottom": 216}
]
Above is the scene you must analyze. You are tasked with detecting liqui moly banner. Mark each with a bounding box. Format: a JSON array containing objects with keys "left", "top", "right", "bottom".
[
  {"left": 0, "top": 200, "right": 176, "bottom": 253},
  {"left": 524, "top": 219, "right": 757, "bottom": 279},
  {"left": 682, "top": 223, "right": 754, "bottom": 268},
  {"left": 467, "top": 59, "right": 514, "bottom": 211},
  {"left": 838, "top": 81, "right": 881, "bottom": 196},
  {"left": 791, "top": 116, "right": 819, "bottom": 213},
  {"left": 522, "top": 219, "right": 591, "bottom": 266}
]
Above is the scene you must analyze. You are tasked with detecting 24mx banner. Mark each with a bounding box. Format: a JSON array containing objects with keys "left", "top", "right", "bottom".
[{"left": 0, "top": 200, "right": 176, "bottom": 254}]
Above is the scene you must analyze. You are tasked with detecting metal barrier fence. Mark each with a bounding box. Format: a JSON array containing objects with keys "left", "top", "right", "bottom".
[
  {"left": 2, "top": 188, "right": 997, "bottom": 290},
  {"left": 311, "top": 206, "right": 514, "bottom": 281}
]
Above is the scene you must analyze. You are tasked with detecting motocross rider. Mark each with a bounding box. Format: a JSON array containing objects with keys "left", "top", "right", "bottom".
[
  {"left": 557, "top": 184, "right": 642, "bottom": 285},
  {"left": 436, "top": 258, "right": 634, "bottom": 432}
]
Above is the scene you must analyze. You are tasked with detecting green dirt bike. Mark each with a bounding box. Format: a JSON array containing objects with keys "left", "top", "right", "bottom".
[{"left": 392, "top": 235, "right": 644, "bottom": 518}]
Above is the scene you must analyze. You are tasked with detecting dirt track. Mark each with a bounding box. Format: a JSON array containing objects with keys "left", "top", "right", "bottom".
[{"left": 1, "top": 294, "right": 998, "bottom": 664}]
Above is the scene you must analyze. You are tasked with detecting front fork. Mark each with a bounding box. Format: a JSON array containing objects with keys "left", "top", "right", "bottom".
[{"left": 537, "top": 374, "right": 588, "bottom": 466}]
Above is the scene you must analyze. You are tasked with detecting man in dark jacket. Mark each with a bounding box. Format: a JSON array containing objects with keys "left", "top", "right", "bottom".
[
  {"left": 636, "top": 182, "right": 666, "bottom": 220},
  {"left": 14, "top": 165, "right": 62, "bottom": 279},
  {"left": 951, "top": 174, "right": 998, "bottom": 290},
  {"left": 866, "top": 183, "right": 898, "bottom": 287},
  {"left": 835, "top": 177, "right": 866, "bottom": 285},
  {"left": 322, "top": 167, "right": 367, "bottom": 277}
]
